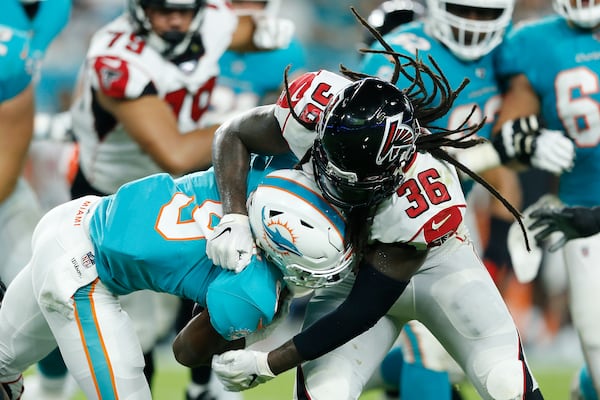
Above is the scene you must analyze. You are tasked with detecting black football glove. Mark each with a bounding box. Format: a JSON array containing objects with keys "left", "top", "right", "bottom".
[{"left": 529, "top": 206, "right": 600, "bottom": 252}]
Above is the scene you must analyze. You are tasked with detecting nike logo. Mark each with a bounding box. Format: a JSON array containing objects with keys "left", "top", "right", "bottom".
[
  {"left": 248, "top": 374, "right": 259, "bottom": 387},
  {"left": 213, "top": 227, "right": 231, "bottom": 240},
  {"left": 431, "top": 214, "right": 451, "bottom": 230}
]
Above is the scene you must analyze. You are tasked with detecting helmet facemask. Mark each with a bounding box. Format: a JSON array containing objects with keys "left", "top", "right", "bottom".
[
  {"left": 426, "top": 0, "right": 514, "bottom": 61},
  {"left": 554, "top": 0, "right": 600, "bottom": 29}
]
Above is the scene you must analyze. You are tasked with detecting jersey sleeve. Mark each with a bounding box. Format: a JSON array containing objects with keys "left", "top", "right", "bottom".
[
  {"left": 89, "top": 55, "right": 154, "bottom": 100},
  {"left": 206, "top": 255, "right": 283, "bottom": 341},
  {"left": 273, "top": 70, "right": 350, "bottom": 158},
  {"left": 28, "top": 0, "right": 71, "bottom": 57},
  {"left": 0, "top": 27, "right": 32, "bottom": 102}
]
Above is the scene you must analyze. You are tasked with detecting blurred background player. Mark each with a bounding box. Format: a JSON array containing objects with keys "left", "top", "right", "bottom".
[
  {"left": 495, "top": 1, "right": 600, "bottom": 398},
  {"left": 0, "top": 0, "right": 70, "bottom": 288},
  {"left": 0, "top": 2, "right": 71, "bottom": 399}
]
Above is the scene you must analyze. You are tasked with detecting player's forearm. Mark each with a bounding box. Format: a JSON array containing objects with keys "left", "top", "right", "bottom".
[
  {"left": 265, "top": 262, "right": 410, "bottom": 374},
  {"left": 266, "top": 339, "right": 303, "bottom": 375},
  {"left": 212, "top": 124, "right": 252, "bottom": 215},
  {"left": 173, "top": 311, "right": 244, "bottom": 367}
]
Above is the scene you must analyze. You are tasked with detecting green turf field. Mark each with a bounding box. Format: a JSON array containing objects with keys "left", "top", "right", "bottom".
[{"left": 63, "top": 361, "right": 575, "bottom": 399}]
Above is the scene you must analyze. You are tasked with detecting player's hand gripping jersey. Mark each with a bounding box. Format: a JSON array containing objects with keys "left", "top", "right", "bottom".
[
  {"left": 70, "top": 0, "right": 237, "bottom": 194},
  {"left": 274, "top": 70, "right": 469, "bottom": 249}
]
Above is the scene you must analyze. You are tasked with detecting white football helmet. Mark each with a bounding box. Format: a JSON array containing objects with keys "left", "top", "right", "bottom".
[
  {"left": 127, "top": 0, "right": 206, "bottom": 60},
  {"left": 554, "top": 0, "right": 600, "bottom": 28},
  {"left": 248, "top": 169, "right": 355, "bottom": 289},
  {"left": 426, "top": 0, "right": 514, "bottom": 61}
]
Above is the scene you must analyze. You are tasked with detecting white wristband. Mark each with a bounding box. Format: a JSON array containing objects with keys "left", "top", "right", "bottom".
[{"left": 255, "top": 351, "right": 275, "bottom": 377}]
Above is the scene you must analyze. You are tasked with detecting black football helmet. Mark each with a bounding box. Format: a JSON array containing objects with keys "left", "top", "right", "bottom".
[
  {"left": 312, "top": 78, "right": 418, "bottom": 209},
  {"left": 128, "top": 0, "right": 206, "bottom": 61}
]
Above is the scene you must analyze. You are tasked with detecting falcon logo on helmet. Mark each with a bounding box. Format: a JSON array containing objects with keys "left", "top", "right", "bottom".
[
  {"left": 377, "top": 117, "right": 416, "bottom": 166},
  {"left": 312, "top": 77, "right": 418, "bottom": 209}
]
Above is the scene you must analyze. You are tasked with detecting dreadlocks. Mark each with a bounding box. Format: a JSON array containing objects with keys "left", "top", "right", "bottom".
[{"left": 283, "top": 7, "right": 529, "bottom": 252}]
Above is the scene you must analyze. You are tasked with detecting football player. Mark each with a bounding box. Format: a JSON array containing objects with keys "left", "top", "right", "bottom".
[
  {"left": 0, "top": 3, "right": 71, "bottom": 398},
  {"left": 203, "top": 40, "right": 544, "bottom": 397},
  {"left": 70, "top": 0, "right": 295, "bottom": 198},
  {"left": 0, "top": 157, "right": 354, "bottom": 400},
  {"left": 359, "top": 1, "right": 521, "bottom": 398},
  {"left": 0, "top": 0, "right": 70, "bottom": 290},
  {"left": 495, "top": 1, "right": 600, "bottom": 396}
]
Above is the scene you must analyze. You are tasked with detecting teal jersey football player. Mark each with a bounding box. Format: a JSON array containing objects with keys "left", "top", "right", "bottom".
[
  {"left": 495, "top": 2, "right": 600, "bottom": 398},
  {"left": 0, "top": 154, "right": 352, "bottom": 400},
  {"left": 497, "top": 15, "right": 600, "bottom": 208}
]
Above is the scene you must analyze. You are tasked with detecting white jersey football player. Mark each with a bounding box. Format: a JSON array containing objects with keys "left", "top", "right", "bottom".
[
  {"left": 69, "top": 0, "right": 295, "bottom": 197},
  {"left": 202, "top": 63, "right": 545, "bottom": 399}
]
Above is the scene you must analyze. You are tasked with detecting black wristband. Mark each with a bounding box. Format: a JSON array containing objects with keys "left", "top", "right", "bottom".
[
  {"left": 491, "top": 131, "right": 511, "bottom": 164},
  {"left": 293, "top": 261, "right": 409, "bottom": 361}
]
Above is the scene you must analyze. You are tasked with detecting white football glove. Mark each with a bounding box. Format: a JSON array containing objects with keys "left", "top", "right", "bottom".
[
  {"left": 212, "top": 350, "right": 275, "bottom": 392},
  {"left": 530, "top": 128, "right": 575, "bottom": 175},
  {"left": 206, "top": 214, "right": 255, "bottom": 273},
  {"left": 252, "top": 16, "right": 295, "bottom": 49}
]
